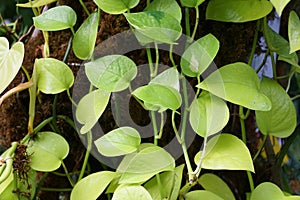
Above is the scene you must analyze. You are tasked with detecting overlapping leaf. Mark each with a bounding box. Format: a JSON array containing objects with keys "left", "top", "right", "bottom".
[
  {"left": 94, "top": 0, "right": 139, "bottom": 14},
  {"left": 17, "top": 0, "right": 57, "bottom": 7},
  {"left": 112, "top": 185, "right": 152, "bottom": 200},
  {"left": 288, "top": 11, "right": 300, "bottom": 54}
]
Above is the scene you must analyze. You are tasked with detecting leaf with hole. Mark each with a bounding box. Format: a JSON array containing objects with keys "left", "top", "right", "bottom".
[
  {"left": 95, "top": 127, "right": 141, "bottom": 157},
  {"left": 27, "top": 132, "right": 69, "bottom": 172},
  {"left": 132, "top": 84, "right": 182, "bottom": 112},
  {"left": 85, "top": 55, "right": 137, "bottom": 92},
  {"left": 288, "top": 11, "right": 300, "bottom": 54},
  {"left": 112, "top": 185, "right": 152, "bottom": 200},
  {"left": 181, "top": 34, "right": 219, "bottom": 77},
  {"left": 180, "top": 0, "right": 205, "bottom": 8},
  {"left": 33, "top": 6, "right": 76, "bottom": 31},
  {"left": 73, "top": 11, "right": 99, "bottom": 60},
  {"left": 17, "top": 0, "right": 57, "bottom": 7},
  {"left": 76, "top": 89, "right": 111, "bottom": 134},
  {"left": 124, "top": 11, "right": 182, "bottom": 44},
  {"left": 94, "top": 0, "right": 139, "bottom": 14},
  {"left": 0, "top": 37, "right": 24, "bottom": 95},
  {"left": 145, "top": 0, "right": 182, "bottom": 22},
  {"left": 197, "top": 62, "right": 271, "bottom": 111},
  {"left": 189, "top": 91, "right": 229, "bottom": 137},
  {"left": 185, "top": 191, "right": 224, "bottom": 200},
  {"left": 194, "top": 134, "right": 254, "bottom": 172},
  {"left": 206, "top": 0, "right": 273, "bottom": 22},
  {"left": 35, "top": 58, "right": 74, "bottom": 94},
  {"left": 255, "top": 77, "right": 296, "bottom": 138},
  {"left": 270, "top": 0, "right": 291, "bottom": 17},
  {"left": 71, "top": 171, "right": 116, "bottom": 200}
]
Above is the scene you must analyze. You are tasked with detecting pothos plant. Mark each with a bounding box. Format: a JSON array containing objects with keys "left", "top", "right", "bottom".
[{"left": 0, "top": 0, "right": 300, "bottom": 199}]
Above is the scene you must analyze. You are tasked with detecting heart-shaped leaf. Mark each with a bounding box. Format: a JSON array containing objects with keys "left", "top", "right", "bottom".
[
  {"left": 33, "top": 6, "right": 77, "bottom": 31},
  {"left": 95, "top": 127, "right": 141, "bottom": 157},
  {"left": 124, "top": 11, "right": 182, "bottom": 44},
  {"left": 250, "top": 182, "right": 284, "bottom": 200},
  {"left": 185, "top": 191, "right": 223, "bottom": 200},
  {"left": 149, "top": 68, "right": 180, "bottom": 91},
  {"left": 181, "top": 34, "right": 219, "bottom": 77},
  {"left": 132, "top": 84, "right": 182, "bottom": 112},
  {"left": 189, "top": 91, "right": 229, "bottom": 137},
  {"left": 27, "top": 132, "right": 69, "bottom": 172},
  {"left": 194, "top": 134, "right": 254, "bottom": 172},
  {"left": 71, "top": 171, "right": 116, "bottom": 200},
  {"left": 288, "top": 11, "right": 300, "bottom": 54},
  {"left": 197, "top": 62, "right": 271, "bottom": 111},
  {"left": 145, "top": 0, "right": 182, "bottom": 22},
  {"left": 270, "top": 0, "right": 291, "bottom": 17},
  {"left": 112, "top": 185, "right": 152, "bottom": 200},
  {"left": 76, "top": 89, "right": 111, "bottom": 134},
  {"left": 206, "top": 0, "right": 273, "bottom": 22},
  {"left": 17, "top": 0, "right": 57, "bottom": 8},
  {"left": 180, "top": 0, "right": 205, "bottom": 8},
  {"left": 117, "top": 145, "right": 175, "bottom": 184},
  {"left": 0, "top": 37, "right": 24, "bottom": 94},
  {"left": 94, "top": 0, "right": 139, "bottom": 14},
  {"left": 199, "top": 173, "right": 235, "bottom": 200},
  {"left": 255, "top": 77, "right": 296, "bottom": 138},
  {"left": 73, "top": 11, "right": 99, "bottom": 60},
  {"left": 85, "top": 55, "right": 137, "bottom": 92},
  {"left": 35, "top": 58, "right": 74, "bottom": 94}
]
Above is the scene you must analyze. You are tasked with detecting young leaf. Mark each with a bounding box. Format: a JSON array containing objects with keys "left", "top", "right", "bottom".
[
  {"left": 288, "top": 11, "right": 300, "bottom": 54},
  {"left": 270, "top": 0, "right": 291, "bottom": 17},
  {"left": 181, "top": 34, "right": 219, "bottom": 77},
  {"left": 149, "top": 68, "right": 180, "bottom": 91},
  {"left": 124, "top": 11, "right": 182, "bottom": 44},
  {"left": 145, "top": 0, "right": 182, "bottom": 22},
  {"left": 33, "top": 6, "right": 77, "bottom": 31},
  {"left": 185, "top": 191, "right": 224, "bottom": 200},
  {"left": 27, "top": 132, "right": 69, "bottom": 172},
  {"left": 250, "top": 182, "right": 284, "bottom": 200},
  {"left": 197, "top": 62, "right": 271, "bottom": 111},
  {"left": 73, "top": 11, "right": 100, "bottom": 60},
  {"left": 35, "top": 58, "right": 74, "bottom": 94},
  {"left": 112, "top": 185, "right": 152, "bottom": 200},
  {"left": 85, "top": 55, "right": 137, "bottom": 92},
  {"left": 94, "top": 0, "right": 139, "bottom": 14},
  {"left": 132, "top": 84, "right": 182, "bottom": 112},
  {"left": 71, "top": 171, "right": 116, "bottom": 200},
  {"left": 206, "top": 0, "right": 273, "bottom": 22},
  {"left": 255, "top": 77, "right": 296, "bottom": 138},
  {"left": 0, "top": 37, "right": 24, "bottom": 94},
  {"left": 76, "top": 89, "right": 111, "bottom": 134},
  {"left": 95, "top": 127, "right": 141, "bottom": 157},
  {"left": 117, "top": 145, "right": 175, "bottom": 184},
  {"left": 189, "top": 91, "right": 229, "bottom": 137},
  {"left": 180, "top": 0, "right": 205, "bottom": 8},
  {"left": 17, "top": 0, "right": 57, "bottom": 8},
  {"left": 0, "top": 171, "right": 17, "bottom": 200},
  {"left": 199, "top": 173, "right": 235, "bottom": 200},
  {"left": 194, "top": 134, "right": 254, "bottom": 172}
]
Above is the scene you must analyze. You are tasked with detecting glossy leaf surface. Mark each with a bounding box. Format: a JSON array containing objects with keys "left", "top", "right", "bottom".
[
  {"left": 180, "top": 0, "right": 205, "bottom": 8},
  {"left": 288, "top": 11, "right": 300, "bottom": 54},
  {"left": 197, "top": 62, "right": 271, "bottom": 111},
  {"left": 250, "top": 182, "right": 284, "bottom": 200},
  {"left": 270, "top": 0, "right": 291, "bottom": 16},
  {"left": 17, "top": 0, "right": 57, "bottom": 7},
  {"left": 112, "top": 185, "right": 152, "bottom": 200},
  {"left": 149, "top": 68, "right": 180, "bottom": 91},
  {"left": 185, "top": 191, "right": 223, "bottom": 200},
  {"left": 94, "top": 0, "right": 139, "bottom": 14},
  {"left": 145, "top": 0, "right": 182, "bottom": 22}
]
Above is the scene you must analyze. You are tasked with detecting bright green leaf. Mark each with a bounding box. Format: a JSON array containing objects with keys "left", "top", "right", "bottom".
[
  {"left": 76, "top": 89, "right": 111, "bottom": 134},
  {"left": 250, "top": 182, "right": 284, "bottom": 200},
  {"left": 118, "top": 145, "right": 175, "bottom": 184},
  {"left": 33, "top": 6, "right": 77, "bottom": 31},
  {"left": 0, "top": 37, "right": 24, "bottom": 94},
  {"left": 0, "top": 171, "right": 18, "bottom": 200},
  {"left": 288, "top": 11, "right": 300, "bottom": 54},
  {"left": 71, "top": 171, "right": 116, "bottom": 200},
  {"left": 35, "top": 58, "right": 74, "bottom": 94},
  {"left": 124, "top": 11, "right": 182, "bottom": 44},
  {"left": 195, "top": 134, "right": 254, "bottom": 172},
  {"left": 95, "top": 127, "right": 141, "bottom": 157},
  {"left": 17, "top": 0, "right": 57, "bottom": 8},
  {"left": 17, "top": 169, "right": 36, "bottom": 200},
  {"left": 73, "top": 11, "right": 99, "bottom": 60},
  {"left": 27, "top": 132, "right": 69, "bottom": 172},
  {"left": 185, "top": 190, "right": 224, "bottom": 200},
  {"left": 132, "top": 84, "right": 182, "bottom": 112},
  {"left": 94, "top": 0, "right": 139, "bottom": 14},
  {"left": 197, "top": 62, "right": 271, "bottom": 111},
  {"left": 180, "top": 0, "right": 205, "bottom": 8},
  {"left": 270, "top": 0, "right": 291, "bottom": 17},
  {"left": 189, "top": 91, "right": 229, "bottom": 137},
  {"left": 112, "top": 185, "right": 153, "bottom": 200},
  {"left": 206, "top": 0, "right": 273, "bottom": 22},
  {"left": 199, "top": 173, "right": 235, "bottom": 200},
  {"left": 181, "top": 34, "right": 219, "bottom": 77},
  {"left": 255, "top": 77, "right": 296, "bottom": 138},
  {"left": 85, "top": 55, "right": 137, "bottom": 92},
  {"left": 145, "top": 0, "right": 182, "bottom": 22},
  {"left": 149, "top": 68, "right": 180, "bottom": 91}
]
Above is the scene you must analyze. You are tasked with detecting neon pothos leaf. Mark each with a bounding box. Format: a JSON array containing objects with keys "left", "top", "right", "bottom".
[
  {"left": 94, "top": 0, "right": 139, "bottom": 14},
  {"left": 270, "top": 0, "right": 291, "bottom": 17},
  {"left": 17, "top": 0, "right": 57, "bottom": 7},
  {"left": 145, "top": 0, "right": 182, "bottom": 22},
  {"left": 288, "top": 11, "right": 300, "bottom": 54},
  {"left": 197, "top": 62, "right": 271, "bottom": 111},
  {"left": 180, "top": 0, "right": 205, "bottom": 8},
  {"left": 206, "top": 0, "right": 273, "bottom": 22},
  {"left": 112, "top": 185, "right": 152, "bottom": 200},
  {"left": 185, "top": 191, "right": 223, "bottom": 200},
  {"left": 255, "top": 77, "right": 296, "bottom": 138},
  {"left": 149, "top": 68, "right": 180, "bottom": 91}
]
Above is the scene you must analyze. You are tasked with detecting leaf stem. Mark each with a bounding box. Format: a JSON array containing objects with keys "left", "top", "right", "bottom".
[
  {"left": 248, "top": 20, "right": 260, "bottom": 66},
  {"left": 185, "top": 7, "right": 191, "bottom": 37},
  {"left": 191, "top": 6, "right": 199, "bottom": 42},
  {"left": 253, "top": 134, "right": 267, "bottom": 161},
  {"left": 79, "top": 0, "right": 90, "bottom": 16},
  {"left": 61, "top": 161, "right": 75, "bottom": 187},
  {"left": 78, "top": 130, "right": 92, "bottom": 182}
]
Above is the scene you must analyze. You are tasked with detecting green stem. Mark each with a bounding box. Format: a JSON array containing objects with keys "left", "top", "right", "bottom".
[
  {"left": 63, "top": 36, "right": 73, "bottom": 63},
  {"left": 61, "top": 161, "right": 75, "bottom": 187},
  {"left": 253, "top": 134, "right": 267, "bottom": 161},
  {"left": 34, "top": 172, "right": 48, "bottom": 199},
  {"left": 151, "top": 111, "right": 159, "bottom": 146},
  {"left": 156, "top": 112, "right": 164, "bottom": 140},
  {"left": 51, "top": 95, "right": 61, "bottom": 134},
  {"left": 153, "top": 42, "right": 159, "bottom": 78},
  {"left": 248, "top": 20, "right": 260, "bottom": 66},
  {"left": 255, "top": 50, "right": 269, "bottom": 73},
  {"left": 67, "top": 89, "right": 77, "bottom": 107},
  {"left": 57, "top": 115, "right": 77, "bottom": 131},
  {"left": 169, "top": 44, "right": 176, "bottom": 67},
  {"left": 40, "top": 187, "right": 73, "bottom": 192},
  {"left": 191, "top": 6, "right": 199, "bottom": 41},
  {"left": 78, "top": 130, "right": 92, "bottom": 181},
  {"left": 291, "top": 94, "right": 300, "bottom": 101},
  {"left": 28, "top": 68, "right": 37, "bottom": 134},
  {"left": 185, "top": 7, "right": 191, "bottom": 37},
  {"left": 172, "top": 111, "right": 183, "bottom": 144},
  {"left": 146, "top": 47, "right": 154, "bottom": 77},
  {"left": 79, "top": 0, "right": 90, "bottom": 16}
]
